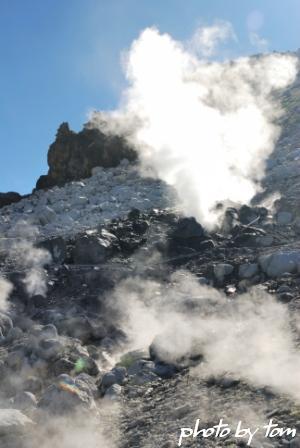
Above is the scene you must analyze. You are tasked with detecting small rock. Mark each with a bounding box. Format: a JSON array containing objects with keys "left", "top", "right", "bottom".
[
  {"left": 278, "top": 292, "right": 294, "bottom": 303},
  {"left": 5, "top": 327, "right": 23, "bottom": 343},
  {"left": 13, "top": 391, "right": 37, "bottom": 410},
  {"left": 214, "top": 263, "right": 234, "bottom": 283},
  {"left": 238, "top": 263, "right": 259, "bottom": 279},
  {"left": 104, "top": 384, "right": 122, "bottom": 400},
  {"left": 36, "top": 205, "right": 56, "bottom": 225},
  {"left": 100, "top": 367, "right": 127, "bottom": 392},
  {"left": 39, "top": 374, "right": 95, "bottom": 414},
  {"left": 277, "top": 211, "right": 293, "bottom": 225}
]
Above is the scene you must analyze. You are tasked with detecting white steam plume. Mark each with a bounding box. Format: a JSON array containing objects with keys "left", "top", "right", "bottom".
[
  {"left": 188, "top": 20, "right": 236, "bottom": 57},
  {"left": 6, "top": 221, "right": 51, "bottom": 297},
  {"left": 109, "top": 271, "right": 300, "bottom": 401},
  {"left": 90, "top": 24, "right": 298, "bottom": 228}
]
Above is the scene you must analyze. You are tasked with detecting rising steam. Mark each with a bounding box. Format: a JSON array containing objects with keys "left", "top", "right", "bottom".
[
  {"left": 109, "top": 271, "right": 300, "bottom": 401},
  {"left": 5, "top": 221, "right": 51, "bottom": 297},
  {"left": 90, "top": 24, "right": 298, "bottom": 228}
]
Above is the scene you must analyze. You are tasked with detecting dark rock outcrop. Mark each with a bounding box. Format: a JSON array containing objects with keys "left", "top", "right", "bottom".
[
  {"left": 36, "top": 122, "right": 137, "bottom": 190},
  {"left": 0, "top": 191, "right": 22, "bottom": 208}
]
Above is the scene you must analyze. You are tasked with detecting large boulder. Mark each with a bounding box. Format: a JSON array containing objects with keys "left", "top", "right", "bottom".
[
  {"left": 36, "top": 122, "right": 137, "bottom": 190},
  {"left": 38, "top": 374, "right": 95, "bottom": 415},
  {"left": 259, "top": 250, "right": 300, "bottom": 277},
  {"left": 72, "top": 230, "right": 117, "bottom": 264},
  {"left": 170, "top": 217, "right": 205, "bottom": 250},
  {"left": 100, "top": 367, "right": 127, "bottom": 393}
]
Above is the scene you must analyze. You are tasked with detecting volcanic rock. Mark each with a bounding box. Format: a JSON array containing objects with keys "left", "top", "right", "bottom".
[
  {"left": 36, "top": 122, "right": 137, "bottom": 190},
  {"left": 0, "top": 192, "right": 22, "bottom": 208},
  {"left": 259, "top": 250, "right": 300, "bottom": 277}
]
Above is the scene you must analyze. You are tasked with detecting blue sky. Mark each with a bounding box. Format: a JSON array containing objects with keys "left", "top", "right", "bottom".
[{"left": 1, "top": 0, "right": 299, "bottom": 194}]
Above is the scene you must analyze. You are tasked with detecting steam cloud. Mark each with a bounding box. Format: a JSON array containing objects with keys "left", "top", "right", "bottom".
[
  {"left": 90, "top": 24, "right": 298, "bottom": 228},
  {"left": 5, "top": 221, "right": 51, "bottom": 297},
  {"left": 110, "top": 271, "right": 300, "bottom": 401}
]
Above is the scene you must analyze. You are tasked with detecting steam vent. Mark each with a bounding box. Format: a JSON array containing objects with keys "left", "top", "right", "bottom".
[{"left": 1, "top": 5, "right": 300, "bottom": 447}]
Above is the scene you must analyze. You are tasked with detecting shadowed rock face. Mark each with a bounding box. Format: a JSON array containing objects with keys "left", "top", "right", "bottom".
[
  {"left": 0, "top": 192, "right": 22, "bottom": 209},
  {"left": 36, "top": 122, "right": 137, "bottom": 190}
]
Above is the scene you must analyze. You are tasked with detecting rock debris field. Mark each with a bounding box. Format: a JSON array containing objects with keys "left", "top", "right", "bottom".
[{"left": 1, "top": 121, "right": 300, "bottom": 448}]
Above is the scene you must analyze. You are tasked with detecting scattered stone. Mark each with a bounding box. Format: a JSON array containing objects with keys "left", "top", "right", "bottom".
[
  {"left": 259, "top": 251, "right": 300, "bottom": 277},
  {"left": 214, "top": 263, "right": 234, "bottom": 283},
  {"left": 38, "top": 374, "right": 95, "bottom": 414},
  {"left": 238, "top": 263, "right": 259, "bottom": 279},
  {"left": 36, "top": 205, "right": 56, "bottom": 226},
  {"left": 100, "top": 367, "right": 127, "bottom": 392},
  {"left": 0, "top": 313, "right": 13, "bottom": 336},
  {"left": 104, "top": 383, "right": 122, "bottom": 399},
  {"left": 276, "top": 211, "right": 293, "bottom": 225},
  {"left": 72, "top": 232, "right": 116, "bottom": 264},
  {"left": 13, "top": 391, "right": 37, "bottom": 410}
]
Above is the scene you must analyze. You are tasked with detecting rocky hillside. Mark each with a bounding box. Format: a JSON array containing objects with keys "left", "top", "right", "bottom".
[
  {"left": 1, "top": 51, "right": 300, "bottom": 448},
  {"left": 1, "top": 151, "right": 300, "bottom": 447}
]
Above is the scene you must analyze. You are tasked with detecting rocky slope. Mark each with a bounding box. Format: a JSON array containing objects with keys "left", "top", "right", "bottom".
[
  {"left": 2, "top": 159, "right": 300, "bottom": 447},
  {"left": 1, "top": 51, "right": 300, "bottom": 448}
]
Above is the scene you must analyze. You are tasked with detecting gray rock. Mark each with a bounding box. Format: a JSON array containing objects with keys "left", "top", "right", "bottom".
[
  {"left": 37, "top": 338, "right": 64, "bottom": 361},
  {"left": 277, "top": 285, "right": 292, "bottom": 293},
  {"left": 53, "top": 357, "right": 75, "bottom": 376},
  {"left": 0, "top": 312, "right": 13, "bottom": 336},
  {"left": 23, "top": 376, "right": 43, "bottom": 394},
  {"left": 101, "top": 367, "right": 127, "bottom": 391},
  {"left": 38, "top": 374, "right": 95, "bottom": 414},
  {"left": 259, "top": 251, "right": 300, "bottom": 277},
  {"left": 130, "top": 370, "right": 159, "bottom": 385},
  {"left": 75, "top": 373, "right": 99, "bottom": 398},
  {"left": 13, "top": 391, "right": 37, "bottom": 410},
  {"left": 36, "top": 205, "right": 56, "bottom": 225},
  {"left": 255, "top": 235, "right": 274, "bottom": 247},
  {"left": 238, "top": 263, "right": 259, "bottom": 279},
  {"left": 276, "top": 211, "right": 293, "bottom": 225},
  {"left": 6, "top": 350, "right": 26, "bottom": 371},
  {"left": 127, "top": 359, "right": 155, "bottom": 376},
  {"left": 72, "top": 232, "right": 116, "bottom": 264},
  {"left": 104, "top": 383, "right": 122, "bottom": 399},
  {"left": 5, "top": 327, "right": 23, "bottom": 343},
  {"left": 214, "top": 263, "right": 234, "bottom": 283},
  {"left": 0, "top": 409, "right": 34, "bottom": 436},
  {"left": 154, "top": 363, "right": 178, "bottom": 379},
  {"left": 29, "top": 323, "right": 58, "bottom": 340}
]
